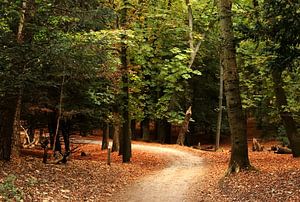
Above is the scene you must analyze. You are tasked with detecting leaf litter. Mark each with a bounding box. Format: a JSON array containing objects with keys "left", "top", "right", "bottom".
[{"left": 1, "top": 139, "right": 300, "bottom": 201}]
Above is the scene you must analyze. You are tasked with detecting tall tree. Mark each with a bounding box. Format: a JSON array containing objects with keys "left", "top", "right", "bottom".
[
  {"left": 261, "top": 0, "right": 300, "bottom": 157},
  {"left": 120, "top": 0, "right": 131, "bottom": 162},
  {"left": 218, "top": 0, "right": 251, "bottom": 173},
  {"left": 0, "top": 0, "right": 27, "bottom": 160}
]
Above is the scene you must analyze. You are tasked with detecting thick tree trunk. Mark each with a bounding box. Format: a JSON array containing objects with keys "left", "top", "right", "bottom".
[
  {"left": 101, "top": 123, "right": 109, "bottom": 150},
  {"left": 177, "top": 106, "right": 192, "bottom": 145},
  {"left": 218, "top": 0, "right": 251, "bottom": 174},
  {"left": 0, "top": 97, "right": 18, "bottom": 161},
  {"left": 0, "top": 1, "right": 27, "bottom": 161},
  {"left": 120, "top": 0, "right": 131, "bottom": 162},
  {"left": 120, "top": 43, "right": 131, "bottom": 161},
  {"left": 272, "top": 70, "right": 300, "bottom": 157}
]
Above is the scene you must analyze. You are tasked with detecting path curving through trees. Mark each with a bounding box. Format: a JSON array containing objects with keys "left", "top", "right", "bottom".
[{"left": 112, "top": 144, "right": 205, "bottom": 202}]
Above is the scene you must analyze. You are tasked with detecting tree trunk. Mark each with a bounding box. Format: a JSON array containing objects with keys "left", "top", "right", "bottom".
[
  {"left": 131, "top": 119, "right": 136, "bottom": 140},
  {"left": 142, "top": 118, "right": 150, "bottom": 141},
  {"left": 177, "top": 106, "right": 192, "bottom": 145},
  {"left": 157, "top": 119, "right": 171, "bottom": 144},
  {"left": 112, "top": 123, "right": 120, "bottom": 152},
  {"left": 101, "top": 123, "right": 109, "bottom": 150},
  {"left": 186, "top": 0, "right": 201, "bottom": 69},
  {"left": 53, "top": 66, "right": 65, "bottom": 152},
  {"left": 120, "top": 0, "right": 131, "bottom": 162},
  {"left": 272, "top": 70, "right": 300, "bottom": 157},
  {"left": 111, "top": 112, "right": 120, "bottom": 153},
  {"left": 218, "top": 0, "right": 251, "bottom": 174},
  {"left": 0, "top": 97, "right": 18, "bottom": 161},
  {"left": 11, "top": 93, "right": 22, "bottom": 158},
  {"left": 215, "top": 62, "right": 224, "bottom": 151},
  {"left": 0, "top": 1, "right": 27, "bottom": 161},
  {"left": 61, "top": 119, "right": 70, "bottom": 153},
  {"left": 48, "top": 112, "right": 57, "bottom": 149}
]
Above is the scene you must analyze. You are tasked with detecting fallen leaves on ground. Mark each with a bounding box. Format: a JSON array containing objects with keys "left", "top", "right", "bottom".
[
  {"left": 188, "top": 141, "right": 300, "bottom": 202},
  {"left": 1, "top": 138, "right": 300, "bottom": 201},
  {"left": 0, "top": 139, "right": 168, "bottom": 201}
]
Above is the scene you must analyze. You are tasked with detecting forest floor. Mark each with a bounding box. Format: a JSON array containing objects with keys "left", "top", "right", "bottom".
[{"left": 0, "top": 136, "right": 300, "bottom": 201}]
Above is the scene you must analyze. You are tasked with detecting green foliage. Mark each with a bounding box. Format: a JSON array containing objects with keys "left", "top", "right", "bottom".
[
  {"left": 0, "top": 175, "right": 23, "bottom": 201},
  {"left": 276, "top": 125, "right": 290, "bottom": 147},
  {"left": 233, "top": 0, "right": 299, "bottom": 131},
  {"left": 0, "top": 0, "right": 230, "bottom": 145}
]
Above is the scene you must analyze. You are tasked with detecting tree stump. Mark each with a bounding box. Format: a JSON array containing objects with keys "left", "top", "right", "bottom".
[
  {"left": 252, "top": 138, "right": 264, "bottom": 151},
  {"left": 176, "top": 106, "right": 192, "bottom": 146}
]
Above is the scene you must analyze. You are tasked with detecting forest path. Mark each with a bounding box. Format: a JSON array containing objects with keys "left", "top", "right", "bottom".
[{"left": 112, "top": 143, "right": 205, "bottom": 202}]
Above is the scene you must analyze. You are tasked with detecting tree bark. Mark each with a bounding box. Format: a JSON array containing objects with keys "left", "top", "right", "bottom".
[
  {"left": 0, "top": 97, "right": 18, "bottom": 161},
  {"left": 177, "top": 106, "right": 192, "bottom": 145},
  {"left": 119, "top": 0, "right": 132, "bottom": 162},
  {"left": 218, "top": 0, "right": 251, "bottom": 174},
  {"left": 215, "top": 61, "right": 224, "bottom": 151},
  {"left": 53, "top": 66, "right": 65, "bottom": 152},
  {"left": 272, "top": 70, "right": 300, "bottom": 157},
  {"left": 0, "top": 0, "right": 27, "bottom": 161},
  {"left": 112, "top": 123, "right": 120, "bottom": 152},
  {"left": 186, "top": 0, "right": 201, "bottom": 69},
  {"left": 101, "top": 123, "right": 109, "bottom": 150},
  {"left": 111, "top": 112, "right": 120, "bottom": 152},
  {"left": 61, "top": 119, "right": 70, "bottom": 153}
]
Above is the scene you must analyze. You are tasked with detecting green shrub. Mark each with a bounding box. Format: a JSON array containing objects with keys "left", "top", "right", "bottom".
[{"left": 0, "top": 174, "right": 23, "bottom": 201}]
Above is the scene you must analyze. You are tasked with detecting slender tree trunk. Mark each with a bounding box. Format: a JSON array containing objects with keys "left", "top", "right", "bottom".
[
  {"left": 11, "top": 92, "right": 22, "bottom": 158},
  {"left": 186, "top": 0, "right": 201, "bottom": 69},
  {"left": 109, "top": 124, "right": 114, "bottom": 139},
  {"left": 12, "top": 0, "right": 28, "bottom": 158},
  {"left": 61, "top": 119, "right": 70, "bottom": 153},
  {"left": 218, "top": 0, "right": 251, "bottom": 174},
  {"left": 157, "top": 119, "right": 171, "bottom": 144},
  {"left": 176, "top": 106, "right": 192, "bottom": 145},
  {"left": 215, "top": 62, "right": 223, "bottom": 151},
  {"left": 112, "top": 123, "right": 120, "bottom": 152},
  {"left": 101, "top": 123, "right": 109, "bottom": 150},
  {"left": 130, "top": 119, "right": 136, "bottom": 140},
  {"left": 111, "top": 112, "right": 120, "bottom": 153},
  {"left": 53, "top": 66, "right": 65, "bottom": 153},
  {"left": 142, "top": 118, "right": 150, "bottom": 141},
  {"left": 120, "top": 0, "right": 131, "bottom": 162},
  {"left": 272, "top": 70, "right": 300, "bottom": 157},
  {"left": 48, "top": 112, "right": 56, "bottom": 149}
]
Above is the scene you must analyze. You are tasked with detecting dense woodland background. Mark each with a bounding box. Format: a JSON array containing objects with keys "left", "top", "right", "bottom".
[{"left": 0, "top": 0, "right": 299, "bottom": 168}]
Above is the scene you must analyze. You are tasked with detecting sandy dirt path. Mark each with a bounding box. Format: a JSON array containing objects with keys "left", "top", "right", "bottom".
[{"left": 112, "top": 144, "right": 205, "bottom": 202}]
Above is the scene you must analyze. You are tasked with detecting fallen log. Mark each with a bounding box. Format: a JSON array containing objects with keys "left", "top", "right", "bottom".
[{"left": 271, "top": 145, "right": 292, "bottom": 154}]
